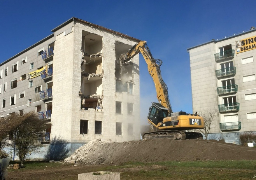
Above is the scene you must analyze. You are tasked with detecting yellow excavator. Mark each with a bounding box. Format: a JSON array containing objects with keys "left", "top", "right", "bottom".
[{"left": 120, "top": 41, "right": 205, "bottom": 139}]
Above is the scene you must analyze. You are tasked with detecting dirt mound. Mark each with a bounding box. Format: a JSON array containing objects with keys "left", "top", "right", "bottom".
[{"left": 65, "top": 139, "right": 256, "bottom": 165}]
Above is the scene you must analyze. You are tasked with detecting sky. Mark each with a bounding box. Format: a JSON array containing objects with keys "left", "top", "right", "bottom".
[{"left": 1, "top": 0, "right": 256, "bottom": 125}]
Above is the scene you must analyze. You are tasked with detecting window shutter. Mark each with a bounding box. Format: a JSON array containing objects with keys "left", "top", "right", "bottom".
[
  {"left": 10, "top": 96, "right": 11, "bottom": 105},
  {"left": 16, "top": 61, "right": 19, "bottom": 70}
]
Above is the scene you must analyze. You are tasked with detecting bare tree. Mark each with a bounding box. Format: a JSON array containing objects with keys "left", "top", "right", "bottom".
[
  {"left": 198, "top": 110, "right": 218, "bottom": 139},
  {"left": 2, "top": 112, "right": 48, "bottom": 167}
]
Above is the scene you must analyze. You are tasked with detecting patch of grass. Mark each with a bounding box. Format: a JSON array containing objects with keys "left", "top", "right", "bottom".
[
  {"left": 8, "top": 160, "right": 256, "bottom": 180},
  {"left": 157, "top": 160, "right": 256, "bottom": 170},
  {"left": 9, "top": 161, "right": 64, "bottom": 171}
]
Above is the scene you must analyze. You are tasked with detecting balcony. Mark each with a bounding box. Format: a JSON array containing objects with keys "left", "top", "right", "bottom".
[
  {"left": 41, "top": 47, "right": 54, "bottom": 62},
  {"left": 216, "top": 67, "right": 236, "bottom": 79},
  {"left": 41, "top": 68, "right": 53, "bottom": 81},
  {"left": 214, "top": 49, "right": 235, "bottom": 62},
  {"left": 38, "top": 110, "right": 52, "bottom": 120},
  {"left": 218, "top": 102, "right": 240, "bottom": 113},
  {"left": 45, "top": 110, "right": 52, "bottom": 119},
  {"left": 39, "top": 88, "right": 52, "bottom": 102},
  {"left": 217, "top": 84, "right": 238, "bottom": 96},
  {"left": 40, "top": 132, "right": 50, "bottom": 144},
  {"left": 220, "top": 121, "right": 241, "bottom": 131},
  {"left": 38, "top": 111, "right": 45, "bottom": 120}
]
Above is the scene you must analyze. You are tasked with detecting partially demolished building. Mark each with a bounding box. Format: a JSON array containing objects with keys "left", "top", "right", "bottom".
[{"left": 0, "top": 17, "right": 141, "bottom": 149}]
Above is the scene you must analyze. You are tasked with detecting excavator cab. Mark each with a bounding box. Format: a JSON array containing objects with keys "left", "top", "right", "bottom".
[{"left": 148, "top": 102, "right": 168, "bottom": 125}]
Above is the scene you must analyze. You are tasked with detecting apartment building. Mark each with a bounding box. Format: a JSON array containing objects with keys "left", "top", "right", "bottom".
[
  {"left": 188, "top": 27, "right": 256, "bottom": 136},
  {"left": 0, "top": 17, "right": 141, "bottom": 151}
]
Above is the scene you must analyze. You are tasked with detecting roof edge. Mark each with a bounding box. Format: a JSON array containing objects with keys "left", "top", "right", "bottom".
[
  {"left": 52, "top": 17, "right": 141, "bottom": 42},
  {"left": 0, "top": 34, "right": 54, "bottom": 66},
  {"left": 187, "top": 28, "right": 256, "bottom": 51}
]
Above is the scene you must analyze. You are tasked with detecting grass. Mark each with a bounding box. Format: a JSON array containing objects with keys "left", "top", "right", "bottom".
[{"left": 8, "top": 160, "right": 256, "bottom": 180}]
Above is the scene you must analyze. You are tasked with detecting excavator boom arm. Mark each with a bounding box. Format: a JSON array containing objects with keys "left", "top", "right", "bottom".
[{"left": 123, "top": 41, "right": 172, "bottom": 114}]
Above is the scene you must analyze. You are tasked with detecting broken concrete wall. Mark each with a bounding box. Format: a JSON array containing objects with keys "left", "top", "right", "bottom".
[{"left": 51, "top": 20, "right": 140, "bottom": 144}]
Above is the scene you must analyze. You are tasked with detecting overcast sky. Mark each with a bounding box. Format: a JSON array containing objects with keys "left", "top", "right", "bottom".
[{"left": 1, "top": 1, "right": 256, "bottom": 124}]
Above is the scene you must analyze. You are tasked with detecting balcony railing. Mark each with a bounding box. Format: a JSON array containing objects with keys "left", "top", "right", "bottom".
[
  {"left": 39, "top": 88, "right": 52, "bottom": 100},
  {"left": 214, "top": 49, "right": 235, "bottom": 62},
  {"left": 216, "top": 67, "right": 236, "bottom": 79},
  {"left": 220, "top": 121, "right": 241, "bottom": 131},
  {"left": 40, "top": 132, "right": 50, "bottom": 143},
  {"left": 41, "top": 47, "right": 54, "bottom": 60},
  {"left": 38, "top": 112, "right": 45, "bottom": 120},
  {"left": 41, "top": 68, "right": 53, "bottom": 79},
  {"left": 217, "top": 84, "right": 238, "bottom": 96},
  {"left": 218, "top": 102, "right": 240, "bottom": 113},
  {"left": 38, "top": 110, "right": 52, "bottom": 120}
]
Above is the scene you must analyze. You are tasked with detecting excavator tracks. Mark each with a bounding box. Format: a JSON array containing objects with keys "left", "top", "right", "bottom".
[{"left": 143, "top": 131, "right": 202, "bottom": 140}]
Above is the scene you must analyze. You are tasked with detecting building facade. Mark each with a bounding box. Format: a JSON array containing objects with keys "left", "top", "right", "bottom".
[
  {"left": 0, "top": 17, "right": 141, "bottom": 150},
  {"left": 188, "top": 28, "right": 256, "bottom": 135}
]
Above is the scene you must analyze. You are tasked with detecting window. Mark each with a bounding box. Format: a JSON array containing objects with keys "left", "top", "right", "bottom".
[
  {"left": 30, "top": 63, "right": 34, "bottom": 70},
  {"left": 29, "top": 80, "right": 33, "bottom": 88},
  {"left": 247, "top": 112, "right": 256, "bottom": 119},
  {"left": 128, "top": 123, "right": 133, "bottom": 135},
  {"left": 35, "top": 86, "right": 42, "bottom": 93},
  {"left": 36, "top": 105, "right": 41, "bottom": 112},
  {"left": 19, "top": 110, "right": 24, "bottom": 116},
  {"left": 11, "top": 79, "right": 17, "bottom": 89},
  {"left": 222, "top": 79, "right": 235, "bottom": 88},
  {"left": 21, "top": 74, "right": 26, "bottom": 81},
  {"left": 12, "top": 62, "right": 18, "bottom": 73},
  {"left": 223, "top": 96, "right": 236, "bottom": 106},
  {"left": 80, "top": 120, "right": 88, "bottom": 134},
  {"left": 5, "top": 67, "right": 8, "bottom": 76},
  {"left": 0, "top": 84, "right": 1, "bottom": 94},
  {"left": 10, "top": 94, "right": 16, "bottom": 106},
  {"left": 116, "top": 101, "right": 121, "bottom": 114},
  {"left": 2, "top": 99, "right": 5, "bottom": 108},
  {"left": 116, "top": 122, "right": 122, "bottom": 135},
  {"left": 220, "top": 61, "right": 234, "bottom": 72},
  {"left": 0, "top": 69, "right": 2, "bottom": 79},
  {"left": 127, "top": 103, "right": 133, "bottom": 115},
  {"left": 95, "top": 121, "right": 102, "bottom": 134},
  {"left": 128, "top": 82, "right": 133, "bottom": 94},
  {"left": 3, "top": 82, "right": 7, "bottom": 92},
  {"left": 38, "top": 49, "right": 44, "bottom": 56},
  {"left": 219, "top": 44, "right": 232, "bottom": 57},
  {"left": 245, "top": 93, "right": 256, "bottom": 100},
  {"left": 243, "top": 74, "right": 255, "bottom": 82},
  {"left": 242, "top": 56, "right": 253, "bottom": 64},
  {"left": 28, "top": 99, "right": 32, "bottom": 106},
  {"left": 19, "top": 92, "right": 25, "bottom": 98},
  {"left": 21, "top": 57, "right": 27, "bottom": 65}
]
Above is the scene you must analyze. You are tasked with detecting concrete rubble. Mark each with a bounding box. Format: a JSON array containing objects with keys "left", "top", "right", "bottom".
[{"left": 64, "top": 139, "right": 109, "bottom": 165}]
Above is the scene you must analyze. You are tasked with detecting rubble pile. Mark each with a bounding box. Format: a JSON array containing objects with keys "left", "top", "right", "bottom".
[
  {"left": 64, "top": 139, "right": 109, "bottom": 165},
  {"left": 65, "top": 138, "right": 256, "bottom": 165}
]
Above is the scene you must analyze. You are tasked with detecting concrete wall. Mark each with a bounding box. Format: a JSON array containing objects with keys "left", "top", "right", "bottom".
[{"left": 189, "top": 42, "right": 220, "bottom": 132}]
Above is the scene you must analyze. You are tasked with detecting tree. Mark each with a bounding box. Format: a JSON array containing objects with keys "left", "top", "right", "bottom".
[
  {"left": 198, "top": 110, "right": 218, "bottom": 139},
  {"left": 0, "top": 113, "right": 24, "bottom": 158},
  {"left": 4, "top": 112, "right": 48, "bottom": 167}
]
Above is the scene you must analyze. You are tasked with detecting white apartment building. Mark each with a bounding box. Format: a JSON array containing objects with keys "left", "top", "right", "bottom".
[
  {"left": 0, "top": 17, "right": 141, "bottom": 152},
  {"left": 188, "top": 27, "right": 256, "bottom": 137}
]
